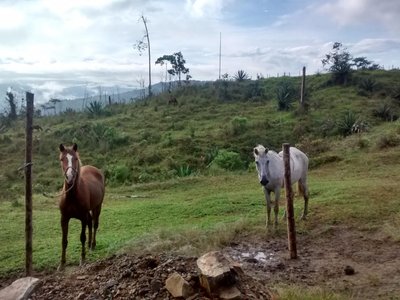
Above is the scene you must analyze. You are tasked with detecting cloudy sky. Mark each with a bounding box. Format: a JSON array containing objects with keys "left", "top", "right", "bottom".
[{"left": 1, "top": 0, "right": 399, "bottom": 104}]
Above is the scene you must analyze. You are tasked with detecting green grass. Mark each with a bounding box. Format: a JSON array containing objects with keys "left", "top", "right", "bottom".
[
  {"left": 0, "top": 173, "right": 265, "bottom": 276},
  {"left": 1, "top": 136, "right": 400, "bottom": 277}
]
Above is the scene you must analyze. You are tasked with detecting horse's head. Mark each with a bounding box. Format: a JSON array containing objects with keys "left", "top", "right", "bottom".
[
  {"left": 253, "top": 144, "right": 269, "bottom": 186},
  {"left": 59, "top": 143, "right": 80, "bottom": 185}
]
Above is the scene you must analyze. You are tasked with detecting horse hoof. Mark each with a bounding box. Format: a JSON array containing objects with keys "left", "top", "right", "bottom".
[{"left": 57, "top": 264, "right": 65, "bottom": 272}]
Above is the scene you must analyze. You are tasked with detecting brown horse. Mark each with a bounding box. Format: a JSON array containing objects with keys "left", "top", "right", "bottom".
[{"left": 58, "top": 143, "right": 105, "bottom": 270}]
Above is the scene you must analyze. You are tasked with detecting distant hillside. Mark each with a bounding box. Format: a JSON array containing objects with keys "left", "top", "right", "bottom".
[
  {"left": 0, "top": 69, "right": 399, "bottom": 201},
  {"left": 0, "top": 80, "right": 206, "bottom": 115}
]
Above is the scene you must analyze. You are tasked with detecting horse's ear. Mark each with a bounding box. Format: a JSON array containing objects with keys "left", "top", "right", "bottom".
[
  {"left": 253, "top": 147, "right": 259, "bottom": 156},
  {"left": 59, "top": 144, "right": 65, "bottom": 152},
  {"left": 72, "top": 143, "right": 78, "bottom": 152}
]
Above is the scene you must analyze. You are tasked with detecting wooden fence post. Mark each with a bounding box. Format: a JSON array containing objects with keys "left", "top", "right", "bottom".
[
  {"left": 300, "top": 66, "right": 306, "bottom": 109},
  {"left": 283, "top": 143, "right": 297, "bottom": 259},
  {"left": 25, "top": 92, "right": 34, "bottom": 275}
]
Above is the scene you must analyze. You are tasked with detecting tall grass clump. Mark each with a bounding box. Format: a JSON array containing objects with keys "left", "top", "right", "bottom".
[
  {"left": 337, "top": 111, "right": 357, "bottom": 136},
  {"left": 276, "top": 81, "right": 295, "bottom": 111},
  {"left": 86, "top": 101, "right": 104, "bottom": 116},
  {"left": 373, "top": 102, "right": 397, "bottom": 122}
]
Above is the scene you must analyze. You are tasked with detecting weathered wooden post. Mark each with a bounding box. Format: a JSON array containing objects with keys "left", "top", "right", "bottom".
[
  {"left": 300, "top": 66, "right": 306, "bottom": 109},
  {"left": 283, "top": 143, "right": 297, "bottom": 259},
  {"left": 25, "top": 92, "right": 34, "bottom": 275}
]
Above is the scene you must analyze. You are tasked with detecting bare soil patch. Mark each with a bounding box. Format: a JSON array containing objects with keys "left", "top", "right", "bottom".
[{"left": 2, "top": 225, "right": 400, "bottom": 299}]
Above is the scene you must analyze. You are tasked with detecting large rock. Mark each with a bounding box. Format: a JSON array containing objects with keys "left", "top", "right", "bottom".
[
  {"left": 196, "top": 251, "right": 240, "bottom": 296},
  {"left": 165, "top": 272, "right": 194, "bottom": 299},
  {"left": 0, "top": 277, "right": 40, "bottom": 300}
]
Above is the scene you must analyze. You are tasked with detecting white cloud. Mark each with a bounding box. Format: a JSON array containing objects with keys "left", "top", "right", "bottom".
[
  {"left": 185, "top": 0, "right": 232, "bottom": 18},
  {"left": 317, "top": 0, "right": 400, "bottom": 33},
  {"left": 0, "top": 6, "right": 24, "bottom": 30}
]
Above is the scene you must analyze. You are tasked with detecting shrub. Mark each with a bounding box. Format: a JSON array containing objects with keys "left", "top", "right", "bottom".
[
  {"left": 175, "top": 165, "right": 194, "bottom": 177},
  {"left": 296, "top": 138, "right": 330, "bottom": 156},
  {"left": 204, "top": 146, "right": 219, "bottom": 166},
  {"left": 373, "top": 103, "right": 398, "bottom": 122},
  {"left": 210, "top": 150, "right": 245, "bottom": 171},
  {"left": 276, "top": 81, "right": 295, "bottom": 111},
  {"left": 337, "top": 111, "right": 357, "bottom": 136},
  {"left": 86, "top": 101, "right": 104, "bottom": 116},
  {"left": 106, "top": 164, "right": 131, "bottom": 184},
  {"left": 391, "top": 86, "right": 400, "bottom": 102},
  {"left": 231, "top": 116, "right": 248, "bottom": 135},
  {"left": 358, "top": 77, "right": 377, "bottom": 93},
  {"left": 376, "top": 133, "right": 400, "bottom": 149}
]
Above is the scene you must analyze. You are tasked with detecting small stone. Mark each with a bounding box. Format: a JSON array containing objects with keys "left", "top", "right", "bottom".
[
  {"left": 0, "top": 277, "right": 40, "bottom": 300},
  {"left": 219, "top": 286, "right": 242, "bottom": 300},
  {"left": 165, "top": 272, "right": 194, "bottom": 298},
  {"left": 344, "top": 265, "right": 355, "bottom": 275}
]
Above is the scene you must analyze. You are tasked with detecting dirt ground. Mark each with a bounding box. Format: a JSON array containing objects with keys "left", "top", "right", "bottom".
[{"left": 2, "top": 225, "right": 400, "bottom": 299}]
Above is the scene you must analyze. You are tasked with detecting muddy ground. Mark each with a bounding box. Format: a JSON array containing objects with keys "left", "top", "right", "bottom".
[{"left": 2, "top": 225, "right": 400, "bottom": 299}]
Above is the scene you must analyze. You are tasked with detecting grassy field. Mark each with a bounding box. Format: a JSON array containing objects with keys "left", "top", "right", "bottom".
[{"left": 1, "top": 121, "right": 400, "bottom": 278}]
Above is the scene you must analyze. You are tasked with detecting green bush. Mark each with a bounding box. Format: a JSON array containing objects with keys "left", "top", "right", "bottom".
[
  {"left": 204, "top": 146, "right": 219, "bottom": 166},
  {"left": 231, "top": 116, "right": 248, "bottom": 135},
  {"left": 106, "top": 164, "right": 131, "bottom": 184},
  {"left": 210, "top": 150, "right": 245, "bottom": 171}
]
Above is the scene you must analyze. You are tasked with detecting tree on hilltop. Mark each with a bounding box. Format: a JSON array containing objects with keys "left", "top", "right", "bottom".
[{"left": 155, "top": 52, "right": 189, "bottom": 86}]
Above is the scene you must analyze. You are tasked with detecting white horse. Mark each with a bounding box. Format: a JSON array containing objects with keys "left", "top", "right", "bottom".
[{"left": 253, "top": 144, "right": 309, "bottom": 227}]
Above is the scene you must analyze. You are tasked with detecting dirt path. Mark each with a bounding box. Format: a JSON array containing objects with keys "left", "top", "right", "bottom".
[{"left": 2, "top": 226, "right": 400, "bottom": 299}]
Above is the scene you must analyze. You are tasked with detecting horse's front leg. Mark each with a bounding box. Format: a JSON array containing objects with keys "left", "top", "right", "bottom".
[
  {"left": 263, "top": 187, "right": 272, "bottom": 227},
  {"left": 58, "top": 215, "right": 69, "bottom": 271},
  {"left": 87, "top": 212, "right": 93, "bottom": 250},
  {"left": 80, "top": 219, "right": 87, "bottom": 266}
]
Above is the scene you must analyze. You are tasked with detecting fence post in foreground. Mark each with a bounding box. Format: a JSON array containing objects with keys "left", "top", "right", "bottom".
[
  {"left": 25, "top": 92, "right": 34, "bottom": 275},
  {"left": 283, "top": 143, "right": 297, "bottom": 259}
]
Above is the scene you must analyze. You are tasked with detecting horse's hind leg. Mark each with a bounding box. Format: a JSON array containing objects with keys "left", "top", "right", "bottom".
[
  {"left": 92, "top": 205, "right": 102, "bottom": 249},
  {"left": 299, "top": 179, "right": 309, "bottom": 220},
  {"left": 80, "top": 219, "right": 87, "bottom": 265}
]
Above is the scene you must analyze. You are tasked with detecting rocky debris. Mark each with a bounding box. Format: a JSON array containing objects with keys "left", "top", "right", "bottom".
[
  {"left": 24, "top": 251, "right": 272, "bottom": 300},
  {"left": 165, "top": 272, "right": 194, "bottom": 298},
  {"left": 196, "top": 251, "right": 244, "bottom": 299},
  {"left": 0, "top": 277, "right": 40, "bottom": 300}
]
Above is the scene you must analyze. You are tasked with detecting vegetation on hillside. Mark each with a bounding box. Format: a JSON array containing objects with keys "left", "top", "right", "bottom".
[{"left": 1, "top": 69, "right": 400, "bottom": 200}]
